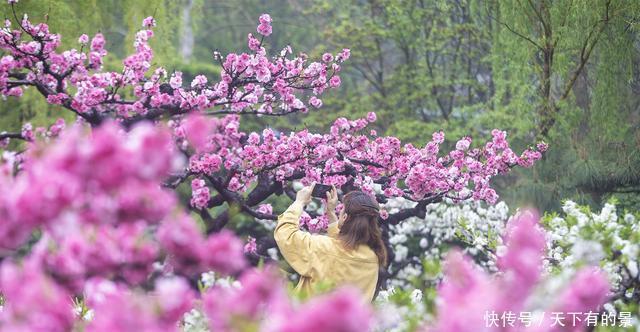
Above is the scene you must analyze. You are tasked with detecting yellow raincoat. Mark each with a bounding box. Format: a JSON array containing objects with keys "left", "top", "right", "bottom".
[{"left": 274, "top": 201, "right": 379, "bottom": 301}]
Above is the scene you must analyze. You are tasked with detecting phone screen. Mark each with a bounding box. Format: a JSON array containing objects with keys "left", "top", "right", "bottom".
[{"left": 311, "top": 184, "right": 332, "bottom": 198}]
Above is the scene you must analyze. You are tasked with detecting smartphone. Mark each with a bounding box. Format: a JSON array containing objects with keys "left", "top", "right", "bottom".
[{"left": 311, "top": 184, "right": 333, "bottom": 198}]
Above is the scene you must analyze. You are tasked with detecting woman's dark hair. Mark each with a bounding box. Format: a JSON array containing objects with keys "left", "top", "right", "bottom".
[{"left": 338, "top": 190, "right": 388, "bottom": 267}]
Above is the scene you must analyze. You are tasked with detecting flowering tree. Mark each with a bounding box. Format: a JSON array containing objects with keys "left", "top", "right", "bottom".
[
  {"left": 0, "top": 1, "right": 550, "bottom": 330},
  {"left": 0, "top": 0, "right": 546, "bottom": 276}
]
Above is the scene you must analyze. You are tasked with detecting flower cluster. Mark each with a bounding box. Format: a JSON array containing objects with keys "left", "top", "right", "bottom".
[
  {"left": 244, "top": 236, "right": 257, "bottom": 254},
  {"left": 0, "top": 122, "right": 176, "bottom": 250},
  {"left": 157, "top": 216, "right": 246, "bottom": 277},
  {"left": 0, "top": 261, "right": 75, "bottom": 332},
  {"left": 384, "top": 197, "right": 509, "bottom": 288},
  {"left": 190, "top": 178, "right": 210, "bottom": 209},
  {"left": 428, "top": 210, "right": 610, "bottom": 331},
  {"left": 200, "top": 267, "right": 372, "bottom": 332},
  {"left": 84, "top": 278, "right": 194, "bottom": 332},
  {"left": 0, "top": 122, "right": 247, "bottom": 329},
  {"left": 184, "top": 113, "right": 544, "bottom": 229},
  {"left": 0, "top": 12, "right": 347, "bottom": 122}
]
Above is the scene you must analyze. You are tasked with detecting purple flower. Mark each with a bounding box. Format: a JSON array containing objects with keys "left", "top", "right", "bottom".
[
  {"left": 455, "top": 137, "right": 471, "bottom": 151},
  {"left": 244, "top": 236, "right": 257, "bottom": 254},
  {"left": 78, "top": 34, "right": 89, "bottom": 44},
  {"left": 257, "top": 22, "right": 272, "bottom": 36},
  {"left": 322, "top": 52, "right": 334, "bottom": 63},
  {"left": 432, "top": 131, "right": 445, "bottom": 144},
  {"left": 309, "top": 96, "right": 323, "bottom": 108},
  {"left": 282, "top": 287, "right": 373, "bottom": 332},
  {"left": 329, "top": 75, "right": 341, "bottom": 87},
  {"left": 142, "top": 16, "right": 156, "bottom": 28},
  {"left": 366, "top": 111, "right": 377, "bottom": 122},
  {"left": 191, "top": 74, "right": 208, "bottom": 88},
  {"left": 0, "top": 261, "right": 75, "bottom": 331}
]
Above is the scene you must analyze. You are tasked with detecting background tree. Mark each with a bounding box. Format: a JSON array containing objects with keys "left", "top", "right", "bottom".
[{"left": 488, "top": 0, "right": 640, "bottom": 209}]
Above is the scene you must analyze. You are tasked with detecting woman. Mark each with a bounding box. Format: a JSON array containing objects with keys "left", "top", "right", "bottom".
[{"left": 274, "top": 183, "right": 388, "bottom": 301}]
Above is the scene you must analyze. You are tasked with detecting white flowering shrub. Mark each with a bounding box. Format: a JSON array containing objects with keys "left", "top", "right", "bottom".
[
  {"left": 384, "top": 197, "right": 510, "bottom": 288},
  {"left": 542, "top": 200, "right": 640, "bottom": 328},
  {"left": 373, "top": 287, "right": 426, "bottom": 332}
]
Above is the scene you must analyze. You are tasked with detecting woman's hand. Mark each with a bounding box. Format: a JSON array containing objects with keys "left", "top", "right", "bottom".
[
  {"left": 295, "top": 183, "right": 315, "bottom": 206},
  {"left": 326, "top": 186, "right": 338, "bottom": 212},
  {"left": 326, "top": 186, "right": 338, "bottom": 224}
]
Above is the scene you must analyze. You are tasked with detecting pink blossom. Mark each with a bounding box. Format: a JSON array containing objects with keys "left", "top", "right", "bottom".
[
  {"left": 259, "top": 14, "right": 272, "bottom": 24},
  {"left": 300, "top": 214, "right": 330, "bottom": 233},
  {"left": 142, "top": 16, "right": 156, "bottom": 28},
  {"left": 497, "top": 209, "right": 546, "bottom": 308},
  {"left": 537, "top": 141, "right": 549, "bottom": 152},
  {"left": 335, "top": 48, "right": 351, "bottom": 63},
  {"left": 203, "top": 267, "right": 291, "bottom": 331},
  {"left": 322, "top": 52, "right": 334, "bottom": 62},
  {"left": 183, "top": 113, "right": 213, "bottom": 153},
  {"left": 366, "top": 111, "right": 377, "bottom": 122},
  {"left": 78, "top": 34, "right": 89, "bottom": 44},
  {"left": 190, "top": 178, "right": 210, "bottom": 209},
  {"left": 157, "top": 216, "right": 246, "bottom": 276},
  {"left": 86, "top": 277, "right": 193, "bottom": 332},
  {"left": 281, "top": 287, "right": 373, "bottom": 332},
  {"left": 257, "top": 203, "right": 273, "bottom": 215},
  {"left": 204, "top": 230, "right": 247, "bottom": 274},
  {"left": 0, "top": 121, "right": 176, "bottom": 250},
  {"left": 247, "top": 33, "right": 261, "bottom": 51},
  {"left": 191, "top": 74, "right": 208, "bottom": 87},
  {"left": 428, "top": 211, "right": 610, "bottom": 332},
  {"left": 309, "top": 96, "right": 323, "bottom": 108},
  {"left": 35, "top": 223, "right": 159, "bottom": 292},
  {"left": 491, "top": 129, "right": 508, "bottom": 149},
  {"left": 48, "top": 118, "right": 65, "bottom": 136},
  {"left": 21, "top": 122, "right": 34, "bottom": 141},
  {"left": 329, "top": 75, "right": 341, "bottom": 87},
  {"left": 169, "top": 71, "right": 182, "bottom": 89},
  {"left": 244, "top": 236, "right": 257, "bottom": 254},
  {"left": 431, "top": 250, "right": 498, "bottom": 332},
  {"left": 6, "top": 86, "right": 22, "bottom": 96},
  {"left": 91, "top": 33, "right": 105, "bottom": 52},
  {"left": 551, "top": 268, "right": 610, "bottom": 317},
  {"left": 157, "top": 215, "right": 207, "bottom": 275},
  {"left": 455, "top": 137, "right": 471, "bottom": 151},
  {"left": 257, "top": 21, "right": 272, "bottom": 36},
  {"left": 0, "top": 261, "right": 75, "bottom": 332},
  {"left": 46, "top": 93, "right": 68, "bottom": 105},
  {"left": 432, "top": 131, "right": 445, "bottom": 144}
]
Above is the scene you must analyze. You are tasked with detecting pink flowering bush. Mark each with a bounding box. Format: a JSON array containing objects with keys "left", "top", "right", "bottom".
[
  {"left": 84, "top": 277, "right": 194, "bottom": 332},
  {"left": 201, "top": 266, "right": 373, "bottom": 332},
  {"left": 0, "top": 260, "right": 75, "bottom": 332}
]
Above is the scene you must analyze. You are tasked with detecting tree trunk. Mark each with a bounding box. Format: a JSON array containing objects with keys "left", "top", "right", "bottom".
[{"left": 180, "top": 0, "right": 195, "bottom": 61}]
